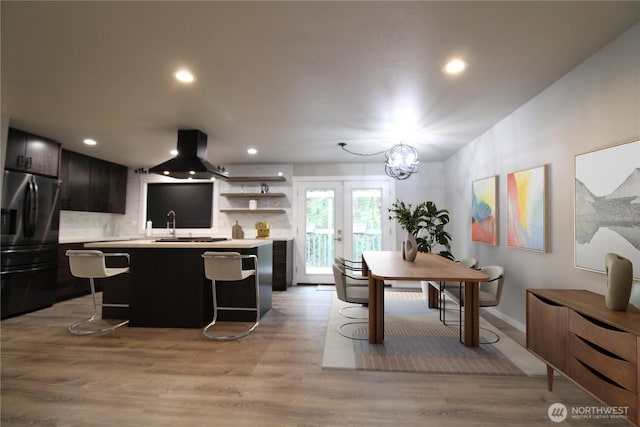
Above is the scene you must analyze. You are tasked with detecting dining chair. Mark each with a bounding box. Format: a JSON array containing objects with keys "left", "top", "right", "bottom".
[
  {"left": 201, "top": 251, "right": 260, "bottom": 340},
  {"left": 438, "top": 257, "right": 479, "bottom": 323},
  {"left": 333, "top": 262, "right": 369, "bottom": 340},
  {"left": 65, "top": 250, "right": 130, "bottom": 335},
  {"left": 442, "top": 265, "right": 505, "bottom": 343},
  {"left": 334, "top": 256, "right": 367, "bottom": 285}
]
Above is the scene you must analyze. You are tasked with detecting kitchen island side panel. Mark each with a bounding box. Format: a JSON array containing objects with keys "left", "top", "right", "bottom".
[{"left": 99, "top": 243, "right": 272, "bottom": 327}]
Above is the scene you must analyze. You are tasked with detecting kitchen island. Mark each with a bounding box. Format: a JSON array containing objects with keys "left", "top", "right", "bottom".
[{"left": 84, "top": 239, "right": 272, "bottom": 328}]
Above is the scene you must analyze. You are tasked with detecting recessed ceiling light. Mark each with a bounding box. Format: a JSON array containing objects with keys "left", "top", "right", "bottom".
[
  {"left": 443, "top": 58, "right": 467, "bottom": 75},
  {"left": 247, "top": 148, "right": 258, "bottom": 155},
  {"left": 175, "top": 69, "right": 195, "bottom": 83},
  {"left": 163, "top": 171, "right": 170, "bottom": 175},
  {"left": 83, "top": 138, "right": 97, "bottom": 146},
  {"left": 170, "top": 149, "right": 178, "bottom": 156}
]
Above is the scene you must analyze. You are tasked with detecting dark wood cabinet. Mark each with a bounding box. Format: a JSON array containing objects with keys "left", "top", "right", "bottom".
[
  {"left": 89, "top": 159, "right": 110, "bottom": 212},
  {"left": 60, "top": 149, "right": 127, "bottom": 214},
  {"left": 6, "top": 127, "right": 60, "bottom": 177},
  {"left": 527, "top": 289, "right": 640, "bottom": 426},
  {"left": 60, "top": 150, "right": 91, "bottom": 211},
  {"left": 273, "top": 239, "right": 293, "bottom": 291},
  {"left": 108, "top": 163, "right": 127, "bottom": 214}
]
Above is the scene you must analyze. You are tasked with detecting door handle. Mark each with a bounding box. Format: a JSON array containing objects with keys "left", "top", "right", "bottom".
[
  {"left": 334, "top": 237, "right": 342, "bottom": 241},
  {"left": 23, "top": 178, "right": 38, "bottom": 237}
]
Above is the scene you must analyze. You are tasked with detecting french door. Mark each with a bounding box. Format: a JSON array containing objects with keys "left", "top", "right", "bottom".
[{"left": 294, "top": 179, "right": 395, "bottom": 284}]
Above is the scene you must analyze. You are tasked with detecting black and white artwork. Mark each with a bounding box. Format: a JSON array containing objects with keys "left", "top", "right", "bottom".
[{"left": 575, "top": 139, "right": 640, "bottom": 280}]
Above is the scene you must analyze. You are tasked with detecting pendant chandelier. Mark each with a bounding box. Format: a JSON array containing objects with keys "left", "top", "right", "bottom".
[{"left": 338, "top": 142, "right": 419, "bottom": 180}]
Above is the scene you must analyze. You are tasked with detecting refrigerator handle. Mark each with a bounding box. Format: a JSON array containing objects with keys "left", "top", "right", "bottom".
[{"left": 23, "top": 178, "right": 38, "bottom": 238}]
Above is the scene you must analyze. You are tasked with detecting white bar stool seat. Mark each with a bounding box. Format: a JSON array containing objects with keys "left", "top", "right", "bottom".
[{"left": 66, "top": 250, "right": 130, "bottom": 335}]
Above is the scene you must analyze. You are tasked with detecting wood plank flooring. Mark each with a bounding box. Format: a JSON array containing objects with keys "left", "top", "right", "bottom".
[{"left": 1, "top": 286, "right": 624, "bottom": 426}]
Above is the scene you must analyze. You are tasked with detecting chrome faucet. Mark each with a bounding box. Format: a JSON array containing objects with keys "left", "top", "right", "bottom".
[{"left": 167, "top": 210, "right": 176, "bottom": 237}]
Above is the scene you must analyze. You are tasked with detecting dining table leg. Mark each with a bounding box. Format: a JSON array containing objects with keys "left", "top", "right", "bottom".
[
  {"left": 463, "top": 280, "right": 480, "bottom": 347},
  {"left": 368, "top": 276, "right": 385, "bottom": 344}
]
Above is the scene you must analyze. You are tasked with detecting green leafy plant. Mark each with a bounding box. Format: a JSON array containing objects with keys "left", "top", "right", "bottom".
[{"left": 388, "top": 199, "right": 454, "bottom": 260}]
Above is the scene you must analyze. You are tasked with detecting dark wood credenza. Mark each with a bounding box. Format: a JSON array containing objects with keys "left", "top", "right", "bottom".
[{"left": 526, "top": 289, "right": 640, "bottom": 426}]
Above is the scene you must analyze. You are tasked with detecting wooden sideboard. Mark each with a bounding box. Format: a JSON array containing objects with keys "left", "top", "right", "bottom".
[{"left": 526, "top": 289, "right": 640, "bottom": 426}]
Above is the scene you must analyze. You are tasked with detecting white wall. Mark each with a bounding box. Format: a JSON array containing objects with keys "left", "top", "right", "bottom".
[
  {"left": 294, "top": 161, "right": 447, "bottom": 250},
  {"left": 445, "top": 23, "right": 640, "bottom": 328}
]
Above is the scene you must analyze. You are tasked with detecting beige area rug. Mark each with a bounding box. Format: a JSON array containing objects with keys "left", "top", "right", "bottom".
[{"left": 322, "top": 290, "right": 546, "bottom": 376}]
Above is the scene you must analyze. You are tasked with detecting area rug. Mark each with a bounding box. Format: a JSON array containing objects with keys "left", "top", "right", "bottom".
[{"left": 322, "top": 290, "right": 546, "bottom": 376}]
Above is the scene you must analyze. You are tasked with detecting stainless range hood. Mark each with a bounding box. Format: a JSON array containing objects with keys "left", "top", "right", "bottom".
[{"left": 149, "top": 130, "right": 228, "bottom": 180}]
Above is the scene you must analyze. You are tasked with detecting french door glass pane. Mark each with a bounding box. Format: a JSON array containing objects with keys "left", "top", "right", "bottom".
[
  {"left": 351, "top": 188, "right": 382, "bottom": 260},
  {"left": 305, "top": 189, "right": 335, "bottom": 275}
]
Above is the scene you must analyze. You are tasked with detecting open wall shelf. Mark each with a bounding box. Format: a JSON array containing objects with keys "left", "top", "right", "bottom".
[
  {"left": 226, "top": 176, "right": 286, "bottom": 182},
  {"left": 219, "top": 209, "right": 286, "bottom": 214},
  {"left": 220, "top": 192, "right": 286, "bottom": 198}
]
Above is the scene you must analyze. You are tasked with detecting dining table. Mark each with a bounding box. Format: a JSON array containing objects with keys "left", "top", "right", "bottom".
[{"left": 361, "top": 251, "right": 490, "bottom": 347}]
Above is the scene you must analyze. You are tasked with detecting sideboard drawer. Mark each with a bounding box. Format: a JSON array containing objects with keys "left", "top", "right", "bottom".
[
  {"left": 569, "top": 333, "right": 636, "bottom": 392},
  {"left": 569, "top": 355, "right": 637, "bottom": 423},
  {"left": 569, "top": 310, "right": 636, "bottom": 362}
]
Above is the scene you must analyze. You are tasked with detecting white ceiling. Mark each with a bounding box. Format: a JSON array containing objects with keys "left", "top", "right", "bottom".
[{"left": 2, "top": 1, "right": 639, "bottom": 170}]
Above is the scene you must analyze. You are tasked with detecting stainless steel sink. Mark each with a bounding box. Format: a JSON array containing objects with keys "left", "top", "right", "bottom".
[{"left": 155, "top": 237, "right": 228, "bottom": 243}]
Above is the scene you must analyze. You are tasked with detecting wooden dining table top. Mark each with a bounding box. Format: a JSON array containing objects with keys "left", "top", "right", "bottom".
[{"left": 362, "top": 251, "right": 489, "bottom": 282}]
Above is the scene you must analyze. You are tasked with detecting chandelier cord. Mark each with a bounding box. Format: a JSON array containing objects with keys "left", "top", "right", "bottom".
[
  {"left": 337, "top": 142, "right": 388, "bottom": 157},
  {"left": 338, "top": 141, "right": 419, "bottom": 180}
]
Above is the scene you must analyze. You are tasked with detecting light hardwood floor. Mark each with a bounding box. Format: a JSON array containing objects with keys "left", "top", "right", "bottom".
[{"left": 1, "top": 286, "right": 625, "bottom": 426}]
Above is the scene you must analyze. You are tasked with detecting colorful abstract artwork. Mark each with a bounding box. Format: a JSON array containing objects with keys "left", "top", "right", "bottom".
[
  {"left": 471, "top": 176, "right": 497, "bottom": 245},
  {"left": 507, "top": 165, "right": 546, "bottom": 252},
  {"left": 575, "top": 139, "right": 640, "bottom": 280}
]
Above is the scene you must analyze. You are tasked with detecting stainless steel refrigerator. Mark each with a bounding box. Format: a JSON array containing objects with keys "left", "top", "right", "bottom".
[{"left": 1, "top": 170, "right": 61, "bottom": 319}]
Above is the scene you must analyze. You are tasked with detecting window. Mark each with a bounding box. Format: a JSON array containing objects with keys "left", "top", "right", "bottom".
[{"left": 146, "top": 182, "right": 213, "bottom": 228}]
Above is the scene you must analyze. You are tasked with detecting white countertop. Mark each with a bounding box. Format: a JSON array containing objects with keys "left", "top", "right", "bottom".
[
  {"left": 60, "top": 236, "right": 293, "bottom": 244},
  {"left": 84, "top": 238, "right": 273, "bottom": 249}
]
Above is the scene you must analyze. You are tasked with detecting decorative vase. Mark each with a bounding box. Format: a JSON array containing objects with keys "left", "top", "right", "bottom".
[
  {"left": 404, "top": 232, "right": 418, "bottom": 262},
  {"left": 604, "top": 253, "right": 633, "bottom": 311}
]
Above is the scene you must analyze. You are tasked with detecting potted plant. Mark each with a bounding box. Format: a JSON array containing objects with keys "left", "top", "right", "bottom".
[{"left": 388, "top": 199, "right": 454, "bottom": 261}]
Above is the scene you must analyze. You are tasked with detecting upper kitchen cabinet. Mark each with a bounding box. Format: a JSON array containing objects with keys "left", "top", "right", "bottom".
[
  {"left": 106, "top": 162, "right": 127, "bottom": 214},
  {"left": 60, "top": 149, "right": 127, "bottom": 214},
  {"left": 60, "top": 150, "right": 91, "bottom": 211},
  {"left": 5, "top": 128, "right": 61, "bottom": 177}
]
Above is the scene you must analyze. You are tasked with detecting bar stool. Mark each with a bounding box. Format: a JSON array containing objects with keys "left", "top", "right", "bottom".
[
  {"left": 66, "top": 250, "right": 130, "bottom": 335},
  {"left": 201, "top": 251, "right": 260, "bottom": 340}
]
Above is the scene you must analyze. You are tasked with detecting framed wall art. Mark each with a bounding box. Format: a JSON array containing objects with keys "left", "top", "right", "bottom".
[
  {"left": 507, "top": 165, "right": 547, "bottom": 252},
  {"left": 471, "top": 175, "right": 497, "bottom": 245},
  {"left": 575, "top": 139, "right": 640, "bottom": 280}
]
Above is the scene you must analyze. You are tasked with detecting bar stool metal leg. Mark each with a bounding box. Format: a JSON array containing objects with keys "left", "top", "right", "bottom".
[{"left": 68, "top": 277, "right": 129, "bottom": 335}]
